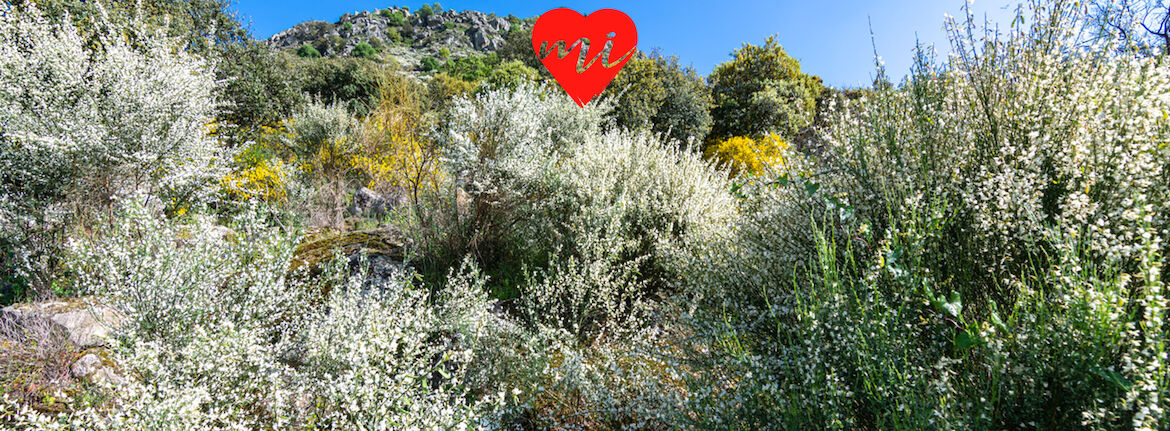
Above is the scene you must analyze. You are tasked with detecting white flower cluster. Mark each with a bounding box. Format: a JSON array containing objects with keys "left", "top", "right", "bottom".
[
  {"left": 440, "top": 84, "right": 735, "bottom": 341},
  {"left": 0, "top": 202, "right": 497, "bottom": 429},
  {"left": 0, "top": 2, "right": 220, "bottom": 205},
  {"left": 682, "top": 1, "right": 1170, "bottom": 427},
  {"left": 822, "top": 2, "right": 1170, "bottom": 265},
  {"left": 0, "top": 2, "right": 222, "bottom": 288}
]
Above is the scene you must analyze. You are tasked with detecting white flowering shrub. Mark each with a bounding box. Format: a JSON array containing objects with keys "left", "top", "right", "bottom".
[
  {"left": 0, "top": 2, "right": 219, "bottom": 206},
  {"left": 823, "top": 4, "right": 1170, "bottom": 266},
  {"left": 683, "top": 1, "right": 1170, "bottom": 428},
  {"left": 285, "top": 269, "right": 483, "bottom": 429},
  {"left": 67, "top": 202, "right": 307, "bottom": 346},
  {"left": 0, "top": 2, "right": 220, "bottom": 291},
  {"left": 0, "top": 203, "right": 504, "bottom": 429},
  {"left": 437, "top": 85, "right": 736, "bottom": 341}
]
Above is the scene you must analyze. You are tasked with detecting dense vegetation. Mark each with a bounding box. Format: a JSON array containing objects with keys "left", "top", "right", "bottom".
[{"left": 2, "top": 0, "right": 1170, "bottom": 429}]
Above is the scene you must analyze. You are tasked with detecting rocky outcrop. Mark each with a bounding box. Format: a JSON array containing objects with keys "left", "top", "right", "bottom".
[
  {"left": 70, "top": 350, "right": 126, "bottom": 386},
  {"left": 2, "top": 298, "right": 124, "bottom": 349},
  {"left": 265, "top": 6, "right": 516, "bottom": 65},
  {"left": 289, "top": 228, "right": 412, "bottom": 291},
  {"left": 0, "top": 297, "right": 129, "bottom": 414}
]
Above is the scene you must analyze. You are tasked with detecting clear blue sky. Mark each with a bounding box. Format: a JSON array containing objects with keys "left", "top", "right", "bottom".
[{"left": 234, "top": 0, "right": 1018, "bottom": 88}]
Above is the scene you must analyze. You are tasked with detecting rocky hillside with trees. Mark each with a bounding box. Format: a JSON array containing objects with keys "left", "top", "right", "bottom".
[{"left": 266, "top": 4, "right": 527, "bottom": 71}]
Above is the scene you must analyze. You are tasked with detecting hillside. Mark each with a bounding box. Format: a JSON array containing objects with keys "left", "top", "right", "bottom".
[
  {"left": 4, "top": 0, "right": 1170, "bottom": 428},
  {"left": 266, "top": 6, "right": 526, "bottom": 70}
]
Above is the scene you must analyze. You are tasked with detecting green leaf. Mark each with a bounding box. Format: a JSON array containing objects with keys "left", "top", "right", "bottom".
[
  {"left": 1092, "top": 368, "right": 1133, "bottom": 391},
  {"left": 804, "top": 181, "right": 820, "bottom": 195},
  {"left": 942, "top": 291, "right": 963, "bottom": 318},
  {"left": 954, "top": 330, "right": 979, "bottom": 350},
  {"left": 989, "top": 304, "right": 1009, "bottom": 333}
]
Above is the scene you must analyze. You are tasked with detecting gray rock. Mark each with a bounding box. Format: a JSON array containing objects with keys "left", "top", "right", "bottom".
[
  {"left": 264, "top": 6, "right": 514, "bottom": 64},
  {"left": 351, "top": 187, "right": 411, "bottom": 219},
  {"left": 70, "top": 352, "right": 127, "bottom": 386},
  {"left": 351, "top": 187, "right": 386, "bottom": 218},
  {"left": 2, "top": 299, "right": 124, "bottom": 349}
]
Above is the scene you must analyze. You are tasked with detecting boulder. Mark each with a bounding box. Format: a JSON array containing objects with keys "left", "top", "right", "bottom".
[
  {"left": 2, "top": 298, "right": 124, "bottom": 349},
  {"left": 70, "top": 351, "right": 127, "bottom": 386},
  {"left": 264, "top": 6, "right": 514, "bottom": 60},
  {"left": 289, "top": 228, "right": 413, "bottom": 291},
  {"left": 351, "top": 187, "right": 410, "bottom": 219},
  {"left": 351, "top": 187, "right": 388, "bottom": 218}
]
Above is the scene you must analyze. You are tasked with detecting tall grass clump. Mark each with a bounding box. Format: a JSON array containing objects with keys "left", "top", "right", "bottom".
[{"left": 685, "top": 0, "right": 1170, "bottom": 428}]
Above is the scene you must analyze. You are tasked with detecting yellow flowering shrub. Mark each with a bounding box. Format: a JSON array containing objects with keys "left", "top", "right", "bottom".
[
  {"left": 703, "top": 133, "right": 788, "bottom": 177},
  {"left": 354, "top": 117, "right": 445, "bottom": 197},
  {"left": 220, "top": 157, "right": 291, "bottom": 203}
]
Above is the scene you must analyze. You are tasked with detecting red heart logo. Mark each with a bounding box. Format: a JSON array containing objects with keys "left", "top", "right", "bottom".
[{"left": 531, "top": 8, "right": 638, "bottom": 107}]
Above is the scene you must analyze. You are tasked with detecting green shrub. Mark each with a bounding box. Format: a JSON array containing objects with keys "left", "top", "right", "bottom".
[
  {"left": 352, "top": 42, "right": 376, "bottom": 58},
  {"left": 314, "top": 34, "right": 345, "bottom": 56},
  {"left": 426, "top": 72, "right": 479, "bottom": 112},
  {"left": 418, "top": 4, "right": 434, "bottom": 19},
  {"left": 341, "top": 21, "right": 353, "bottom": 32},
  {"left": 296, "top": 43, "right": 320, "bottom": 58},
  {"left": 297, "top": 57, "right": 384, "bottom": 116},
  {"left": 707, "top": 35, "right": 824, "bottom": 143},
  {"left": 486, "top": 59, "right": 539, "bottom": 89},
  {"left": 442, "top": 55, "right": 490, "bottom": 80},
  {"left": 420, "top": 56, "right": 440, "bottom": 71},
  {"left": 439, "top": 46, "right": 450, "bottom": 58},
  {"left": 609, "top": 51, "right": 713, "bottom": 147},
  {"left": 385, "top": 27, "right": 402, "bottom": 43},
  {"left": 383, "top": 10, "right": 407, "bottom": 26}
]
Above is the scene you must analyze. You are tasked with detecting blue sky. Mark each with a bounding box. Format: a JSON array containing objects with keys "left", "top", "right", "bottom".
[{"left": 234, "top": 0, "right": 1018, "bottom": 88}]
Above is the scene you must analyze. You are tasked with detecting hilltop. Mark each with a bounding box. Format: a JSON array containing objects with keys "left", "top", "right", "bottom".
[{"left": 265, "top": 5, "right": 531, "bottom": 71}]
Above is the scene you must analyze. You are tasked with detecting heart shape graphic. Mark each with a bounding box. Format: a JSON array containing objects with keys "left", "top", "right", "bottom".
[{"left": 531, "top": 8, "right": 638, "bottom": 107}]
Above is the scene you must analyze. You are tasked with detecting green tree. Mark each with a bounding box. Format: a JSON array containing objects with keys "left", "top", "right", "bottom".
[
  {"left": 219, "top": 43, "right": 307, "bottom": 146},
  {"left": 418, "top": 4, "right": 434, "bottom": 19},
  {"left": 486, "top": 60, "right": 539, "bottom": 88},
  {"left": 298, "top": 58, "right": 385, "bottom": 116},
  {"left": 609, "top": 51, "right": 713, "bottom": 146},
  {"left": 297, "top": 44, "right": 321, "bottom": 58},
  {"left": 707, "top": 36, "right": 825, "bottom": 143},
  {"left": 353, "top": 42, "right": 377, "bottom": 59}
]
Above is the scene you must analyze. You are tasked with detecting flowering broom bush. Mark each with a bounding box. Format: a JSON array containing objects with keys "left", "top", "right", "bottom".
[
  {"left": 0, "top": 2, "right": 220, "bottom": 292},
  {"left": 684, "top": 1, "right": 1170, "bottom": 428}
]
